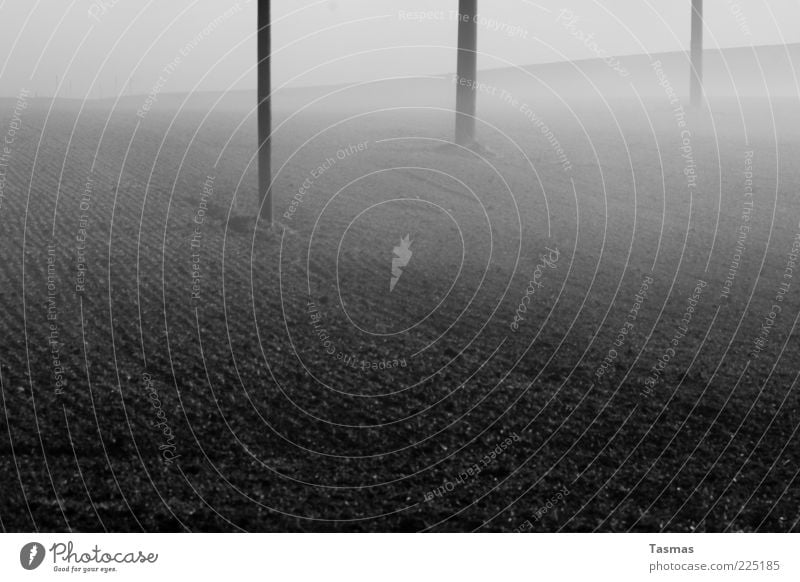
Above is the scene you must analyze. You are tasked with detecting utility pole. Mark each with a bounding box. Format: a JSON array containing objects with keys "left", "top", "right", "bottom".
[
  {"left": 690, "top": 0, "right": 703, "bottom": 107},
  {"left": 257, "top": 0, "right": 272, "bottom": 223},
  {"left": 455, "top": 0, "right": 478, "bottom": 145}
]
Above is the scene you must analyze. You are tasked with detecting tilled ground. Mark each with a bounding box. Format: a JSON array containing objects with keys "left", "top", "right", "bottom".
[{"left": 1, "top": 99, "right": 799, "bottom": 532}]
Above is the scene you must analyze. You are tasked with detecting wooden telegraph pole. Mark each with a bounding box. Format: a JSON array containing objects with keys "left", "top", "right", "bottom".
[
  {"left": 258, "top": 0, "right": 272, "bottom": 223},
  {"left": 455, "top": 0, "right": 478, "bottom": 145},
  {"left": 690, "top": 0, "right": 703, "bottom": 107}
]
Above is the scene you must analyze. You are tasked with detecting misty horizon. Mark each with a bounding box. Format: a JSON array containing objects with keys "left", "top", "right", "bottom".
[{"left": 2, "top": 0, "right": 800, "bottom": 99}]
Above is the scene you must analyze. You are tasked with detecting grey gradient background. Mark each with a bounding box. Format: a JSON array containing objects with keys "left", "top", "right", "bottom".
[{"left": 2, "top": 0, "right": 800, "bottom": 97}]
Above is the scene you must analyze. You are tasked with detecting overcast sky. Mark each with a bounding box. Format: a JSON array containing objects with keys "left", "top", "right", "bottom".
[{"left": 1, "top": 0, "right": 799, "bottom": 98}]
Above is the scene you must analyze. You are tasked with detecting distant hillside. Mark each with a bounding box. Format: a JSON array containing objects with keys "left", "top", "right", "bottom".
[{"left": 17, "top": 43, "right": 800, "bottom": 116}]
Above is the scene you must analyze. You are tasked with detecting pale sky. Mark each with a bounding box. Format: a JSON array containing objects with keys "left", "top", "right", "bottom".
[{"left": 0, "top": 0, "right": 799, "bottom": 98}]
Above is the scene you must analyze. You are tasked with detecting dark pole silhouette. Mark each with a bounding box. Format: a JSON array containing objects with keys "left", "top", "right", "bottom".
[
  {"left": 690, "top": 0, "right": 703, "bottom": 107},
  {"left": 258, "top": 0, "right": 272, "bottom": 223},
  {"left": 455, "top": 0, "right": 478, "bottom": 145}
]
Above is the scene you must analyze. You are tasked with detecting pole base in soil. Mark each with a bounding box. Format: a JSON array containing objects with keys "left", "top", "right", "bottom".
[{"left": 436, "top": 140, "right": 499, "bottom": 159}]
